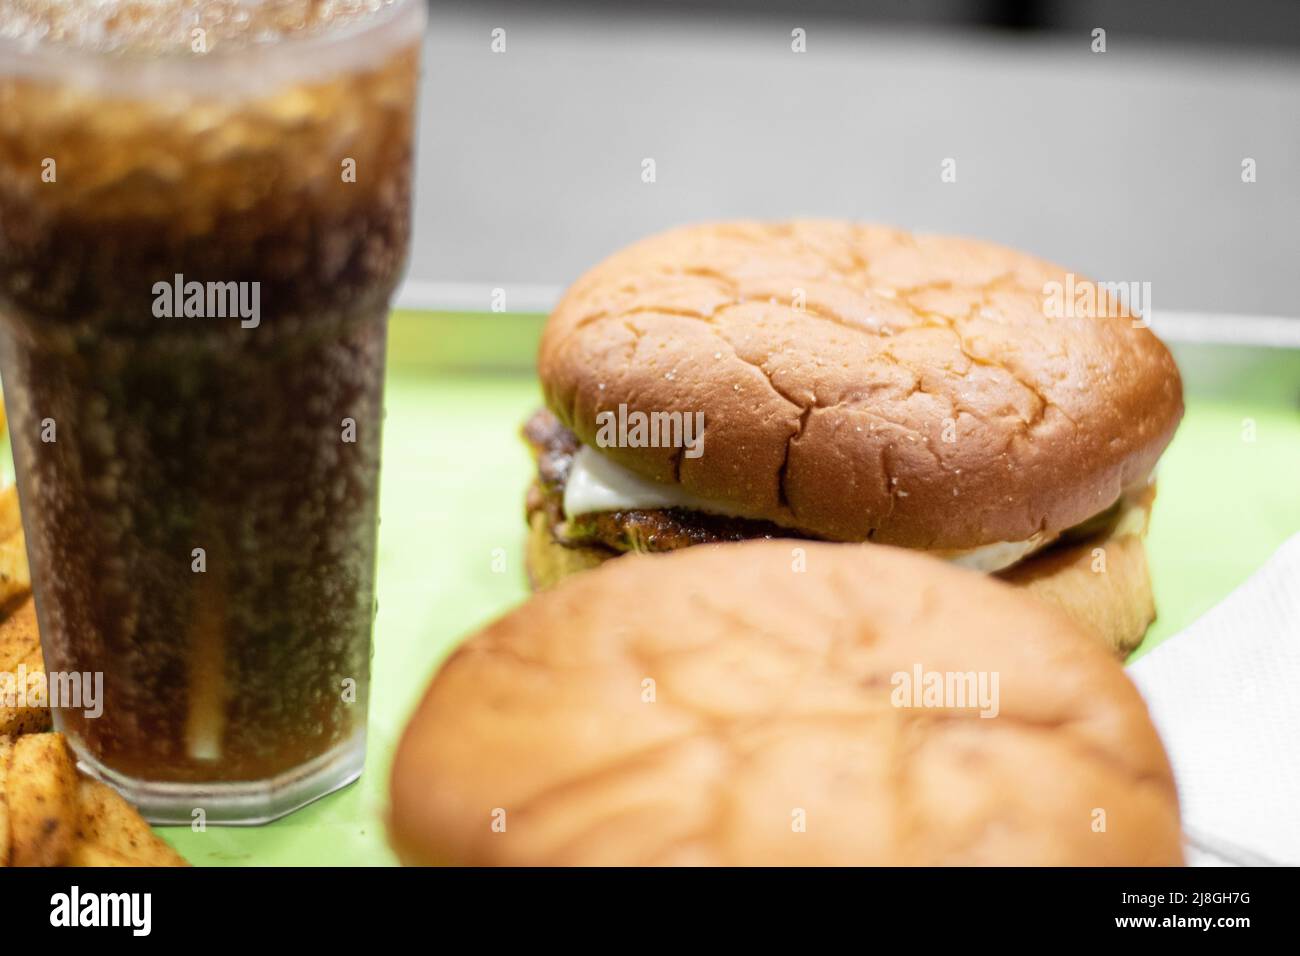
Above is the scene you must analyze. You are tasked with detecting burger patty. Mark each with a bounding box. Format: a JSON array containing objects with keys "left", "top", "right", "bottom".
[
  {"left": 523, "top": 408, "right": 816, "bottom": 554},
  {"left": 523, "top": 408, "right": 1124, "bottom": 559}
]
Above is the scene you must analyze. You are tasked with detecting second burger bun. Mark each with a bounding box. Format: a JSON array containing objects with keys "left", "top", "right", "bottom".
[
  {"left": 538, "top": 221, "right": 1183, "bottom": 550},
  {"left": 390, "top": 540, "right": 1183, "bottom": 866}
]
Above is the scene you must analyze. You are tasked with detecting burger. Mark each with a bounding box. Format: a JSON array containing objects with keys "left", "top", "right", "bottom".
[{"left": 524, "top": 222, "right": 1183, "bottom": 656}]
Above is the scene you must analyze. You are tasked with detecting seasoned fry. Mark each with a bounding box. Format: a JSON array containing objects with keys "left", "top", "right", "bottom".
[
  {"left": 0, "top": 594, "right": 39, "bottom": 668},
  {"left": 6, "top": 732, "right": 78, "bottom": 866},
  {"left": 0, "top": 483, "right": 29, "bottom": 608},
  {"left": 0, "top": 735, "right": 12, "bottom": 866},
  {"left": 0, "top": 596, "right": 49, "bottom": 736},
  {"left": 73, "top": 779, "right": 188, "bottom": 867},
  {"left": 0, "top": 735, "right": 189, "bottom": 868},
  {"left": 65, "top": 842, "right": 138, "bottom": 867}
]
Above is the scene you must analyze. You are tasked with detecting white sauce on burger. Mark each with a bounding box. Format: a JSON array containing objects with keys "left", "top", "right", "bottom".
[{"left": 561, "top": 444, "right": 1052, "bottom": 574}]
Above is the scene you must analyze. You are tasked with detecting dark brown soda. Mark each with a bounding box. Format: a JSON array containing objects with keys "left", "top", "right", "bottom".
[{"left": 0, "top": 17, "right": 419, "bottom": 782}]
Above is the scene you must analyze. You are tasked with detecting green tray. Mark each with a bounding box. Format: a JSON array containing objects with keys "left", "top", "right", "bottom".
[{"left": 79, "top": 312, "right": 1300, "bottom": 864}]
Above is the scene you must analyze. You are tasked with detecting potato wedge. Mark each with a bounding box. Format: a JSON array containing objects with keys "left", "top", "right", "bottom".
[
  {"left": 0, "top": 483, "right": 19, "bottom": 537},
  {"left": 0, "top": 596, "right": 49, "bottom": 736},
  {"left": 0, "top": 484, "right": 29, "bottom": 608},
  {"left": 66, "top": 842, "right": 138, "bottom": 867},
  {"left": 0, "top": 735, "right": 12, "bottom": 866},
  {"left": 0, "top": 594, "right": 40, "bottom": 668},
  {"left": 74, "top": 779, "right": 188, "bottom": 867},
  {"left": 7, "top": 732, "right": 78, "bottom": 866}
]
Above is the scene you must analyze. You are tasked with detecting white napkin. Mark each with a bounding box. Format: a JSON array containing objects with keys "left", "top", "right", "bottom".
[{"left": 1128, "top": 532, "right": 1300, "bottom": 866}]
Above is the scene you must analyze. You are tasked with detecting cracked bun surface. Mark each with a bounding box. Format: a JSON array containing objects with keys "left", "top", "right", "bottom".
[
  {"left": 389, "top": 540, "right": 1183, "bottom": 866},
  {"left": 538, "top": 221, "right": 1183, "bottom": 549}
]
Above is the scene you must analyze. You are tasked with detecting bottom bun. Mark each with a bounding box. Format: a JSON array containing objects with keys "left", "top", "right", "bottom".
[
  {"left": 396, "top": 539, "right": 1182, "bottom": 866},
  {"left": 525, "top": 492, "right": 1157, "bottom": 659},
  {"left": 995, "top": 500, "right": 1155, "bottom": 659}
]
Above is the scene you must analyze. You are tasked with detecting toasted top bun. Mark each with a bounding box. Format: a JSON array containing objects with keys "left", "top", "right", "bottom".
[
  {"left": 390, "top": 540, "right": 1182, "bottom": 866},
  {"left": 538, "top": 221, "right": 1183, "bottom": 548}
]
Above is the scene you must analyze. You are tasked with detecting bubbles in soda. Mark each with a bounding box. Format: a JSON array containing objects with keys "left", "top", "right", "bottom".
[{"left": 0, "top": 0, "right": 401, "bottom": 54}]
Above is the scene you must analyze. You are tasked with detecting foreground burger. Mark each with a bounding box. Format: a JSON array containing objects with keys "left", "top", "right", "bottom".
[
  {"left": 526, "top": 221, "right": 1183, "bottom": 655},
  {"left": 390, "top": 541, "right": 1183, "bottom": 865}
]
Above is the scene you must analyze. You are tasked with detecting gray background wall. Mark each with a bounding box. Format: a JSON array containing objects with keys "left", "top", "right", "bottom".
[{"left": 407, "top": 1, "right": 1299, "bottom": 318}]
